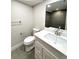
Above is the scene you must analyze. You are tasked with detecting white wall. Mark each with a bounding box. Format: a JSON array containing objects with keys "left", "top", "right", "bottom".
[
  {"left": 11, "top": 0, "right": 33, "bottom": 47},
  {"left": 11, "top": 0, "right": 65, "bottom": 47},
  {"left": 33, "top": 0, "right": 64, "bottom": 30}
]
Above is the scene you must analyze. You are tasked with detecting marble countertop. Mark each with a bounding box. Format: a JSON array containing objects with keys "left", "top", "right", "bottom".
[{"left": 34, "top": 30, "right": 67, "bottom": 56}]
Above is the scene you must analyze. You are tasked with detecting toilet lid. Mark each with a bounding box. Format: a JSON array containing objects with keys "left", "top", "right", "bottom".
[{"left": 24, "top": 36, "right": 35, "bottom": 45}]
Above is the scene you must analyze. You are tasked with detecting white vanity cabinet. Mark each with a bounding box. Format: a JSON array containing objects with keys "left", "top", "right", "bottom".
[{"left": 35, "top": 37, "right": 67, "bottom": 59}]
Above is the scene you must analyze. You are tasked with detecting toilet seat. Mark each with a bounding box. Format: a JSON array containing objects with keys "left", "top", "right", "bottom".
[{"left": 24, "top": 36, "right": 35, "bottom": 45}]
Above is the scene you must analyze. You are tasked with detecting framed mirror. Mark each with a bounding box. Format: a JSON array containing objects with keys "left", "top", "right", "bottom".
[{"left": 45, "top": 1, "right": 67, "bottom": 30}]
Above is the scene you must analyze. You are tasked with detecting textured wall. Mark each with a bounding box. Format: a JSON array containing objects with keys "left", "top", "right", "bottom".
[{"left": 11, "top": 0, "right": 33, "bottom": 47}]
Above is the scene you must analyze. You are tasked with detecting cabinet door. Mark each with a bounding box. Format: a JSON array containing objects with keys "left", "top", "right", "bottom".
[
  {"left": 35, "top": 52, "right": 42, "bottom": 59},
  {"left": 43, "top": 48, "right": 58, "bottom": 59},
  {"left": 62, "top": 54, "right": 67, "bottom": 59},
  {"left": 35, "top": 41, "right": 43, "bottom": 59},
  {"left": 35, "top": 48, "right": 42, "bottom": 59},
  {"left": 35, "top": 41, "right": 43, "bottom": 55}
]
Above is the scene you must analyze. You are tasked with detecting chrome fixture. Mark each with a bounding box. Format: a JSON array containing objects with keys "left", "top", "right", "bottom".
[{"left": 55, "top": 26, "right": 62, "bottom": 36}]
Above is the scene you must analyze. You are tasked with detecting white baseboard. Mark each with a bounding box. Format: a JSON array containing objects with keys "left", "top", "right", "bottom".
[{"left": 11, "top": 42, "right": 24, "bottom": 52}]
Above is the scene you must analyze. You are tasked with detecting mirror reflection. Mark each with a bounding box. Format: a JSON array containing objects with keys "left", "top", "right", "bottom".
[{"left": 45, "top": 1, "right": 67, "bottom": 30}]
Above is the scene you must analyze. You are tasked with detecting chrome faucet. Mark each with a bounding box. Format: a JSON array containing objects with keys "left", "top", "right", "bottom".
[{"left": 55, "top": 26, "right": 61, "bottom": 36}]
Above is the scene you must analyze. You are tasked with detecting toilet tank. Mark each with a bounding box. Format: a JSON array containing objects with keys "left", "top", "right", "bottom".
[{"left": 33, "top": 28, "right": 40, "bottom": 35}]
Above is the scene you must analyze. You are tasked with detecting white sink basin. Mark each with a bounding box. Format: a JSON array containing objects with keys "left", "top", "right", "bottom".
[
  {"left": 44, "top": 33, "right": 57, "bottom": 43},
  {"left": 44, "top": 32, "right": 67, "bottom": 50}
]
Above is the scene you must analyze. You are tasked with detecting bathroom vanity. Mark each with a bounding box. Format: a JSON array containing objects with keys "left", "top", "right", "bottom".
[{"left": 34, "top": 28, "right": 67, "bottom": 59}]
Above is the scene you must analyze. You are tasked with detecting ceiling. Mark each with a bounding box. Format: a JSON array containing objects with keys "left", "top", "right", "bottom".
[
  {"left": 46, "top": 1, "right": 67, "bottom": 12},
  {"left": 16, "top": 0, "right": 45, "bottom": 6}
]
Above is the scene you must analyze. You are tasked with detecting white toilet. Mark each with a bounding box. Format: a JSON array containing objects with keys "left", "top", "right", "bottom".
[
  {"left": 24, "top": 36, "right": 35, "bottom": 52},
  {"left": 24, "top": 28, "right": 40, "bottom": 52}
]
